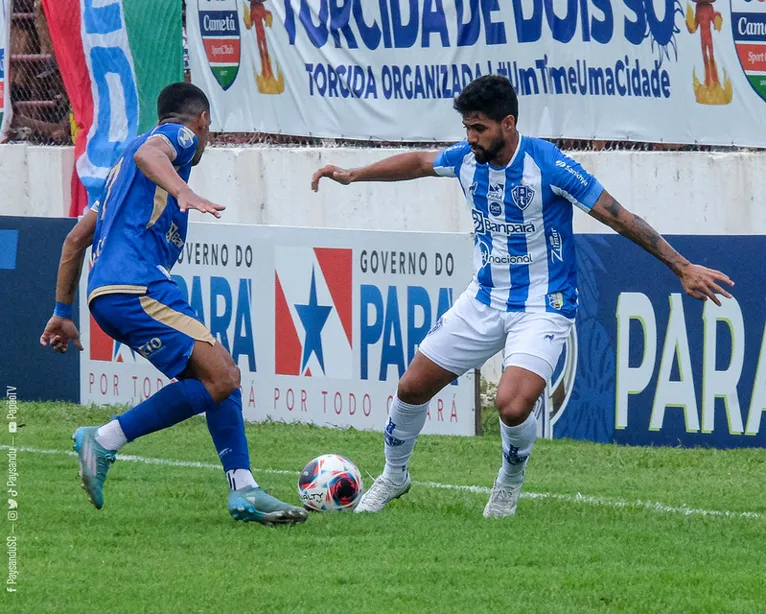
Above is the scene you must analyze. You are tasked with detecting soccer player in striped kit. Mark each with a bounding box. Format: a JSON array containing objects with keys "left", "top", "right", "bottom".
[{"left": 311, "top": 75, "right": 733, "bottom": 517}]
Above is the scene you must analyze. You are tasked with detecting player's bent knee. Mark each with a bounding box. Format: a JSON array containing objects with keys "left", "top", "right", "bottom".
[
  {"left": 229, "top": 364, "right": 241, "bottom": 393},
  {"left": 188, "top": 344, "right": 241, "bottom": 402},
  {"left": 395, "top": 353, "right": 457, "bottom": 405},
  {"left": 496, "top": 391, "right": 535, "bottom": 427},
  {"left": 200, "top": 361, "right": 241, "bottom": 403},
  {"left": 396, "top": 376, "right": 430, "bottom": 406},
  {"left": 222, "top": 353, "right": 241, "bottom": 395},
  {"left": 210, "top": 364, "right": 240, "bottom": 403}
]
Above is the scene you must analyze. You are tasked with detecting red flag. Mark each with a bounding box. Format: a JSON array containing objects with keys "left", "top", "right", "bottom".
[{"left": 41, "top": 0, "right": 93, "bottom": 216}]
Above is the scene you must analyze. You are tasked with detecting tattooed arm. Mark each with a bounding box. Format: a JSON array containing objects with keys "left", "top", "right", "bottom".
[{"left": 589, "top": 190, "right": 734, "bottom": 305}]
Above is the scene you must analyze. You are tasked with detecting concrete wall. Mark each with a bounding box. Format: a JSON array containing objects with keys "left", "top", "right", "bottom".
[
  {"left": 191, "top": 147, "right": 766, "bottom": 235},
  {"left": 2, "top": 144, "right": 765, "bottom": 235},
  {"left": 0, "top": 145, "right": 74, "bottom": 217}
]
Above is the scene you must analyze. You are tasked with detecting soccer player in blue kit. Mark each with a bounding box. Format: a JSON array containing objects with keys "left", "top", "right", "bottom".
[
  {"left": 312, "top": 75, "right": 734, "bottom": 518},
  {"left": 40, "top": 83, "right": 308, "bottom": 526}
]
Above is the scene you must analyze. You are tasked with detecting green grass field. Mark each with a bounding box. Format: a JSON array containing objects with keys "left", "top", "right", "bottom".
[{"left": 2, "top": 402, "right": 765, "bottom": 613}]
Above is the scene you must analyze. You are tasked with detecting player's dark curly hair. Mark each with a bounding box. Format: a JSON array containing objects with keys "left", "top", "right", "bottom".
[
  {"left": 453, "top": 75, "right": 518, "bottom": 122},
  {"left": 157, "top": 82, "right": 210, "bottom": 122}
]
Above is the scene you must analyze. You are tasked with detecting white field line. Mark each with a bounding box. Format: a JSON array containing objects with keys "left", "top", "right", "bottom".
[{"left": 2, "top": 445, "right": 762, "bottom": 520}]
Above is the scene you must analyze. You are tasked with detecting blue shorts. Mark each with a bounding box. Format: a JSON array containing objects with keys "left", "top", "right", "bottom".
[{"left": 89, "top": 280, "right": 216, "bottom": 379}]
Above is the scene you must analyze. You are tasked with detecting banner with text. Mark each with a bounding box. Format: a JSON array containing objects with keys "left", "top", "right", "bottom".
[
  {"left": 552, "top": 235, "right": 766, "bottom": 449},
  {"left": 188, "top": 0, "right": 766, "bottom": 146},
  {"left": 42, "top": 0, "right": 182, "bottom": 215},
  {"left": 79, "top": 224, "right": 478, "bottom": 436}
]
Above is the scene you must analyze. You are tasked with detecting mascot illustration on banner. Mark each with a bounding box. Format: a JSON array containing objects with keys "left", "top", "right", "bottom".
[
  {"left": 243, "top": 0, "right": 284, "bottom": 94},
  {"left": 686, "top": 0, "right": 734, "bottom": 104}
]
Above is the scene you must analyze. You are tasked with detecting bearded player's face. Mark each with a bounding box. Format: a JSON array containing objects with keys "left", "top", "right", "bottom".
[{"left": 461, "top": 112, "right": 508, "bottom": 165}]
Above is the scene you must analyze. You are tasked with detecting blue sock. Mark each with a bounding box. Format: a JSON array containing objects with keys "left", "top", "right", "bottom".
[
  {"left": 205, "top": 389, "right": 250, "bottom": 473},
  {"left": 117, "top": 379, "right": 215, "bottom": 442}
]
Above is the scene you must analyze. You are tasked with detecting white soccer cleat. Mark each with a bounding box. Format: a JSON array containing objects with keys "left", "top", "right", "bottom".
[
  {"left": 483, "top": 478, "right": 524, "bottom": 518},
  {"left": 354, "top": 473, "right": 411, "bottom": 513}
]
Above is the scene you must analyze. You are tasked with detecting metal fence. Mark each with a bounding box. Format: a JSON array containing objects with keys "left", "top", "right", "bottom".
[
  {"left": 204, "top": 132, "right": 745, "bottom": 152},
  {"left": 4, "top": 1, "right": 751, "bottom": 153},
  {"left": 6, "top": 0, "right": 71, "bottom": 145}
]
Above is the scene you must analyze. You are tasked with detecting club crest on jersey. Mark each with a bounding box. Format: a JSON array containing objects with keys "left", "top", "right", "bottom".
[
  {"left": 548, "top": 292, "right": 564, "bottom": 310},
  {"left": 511, "top": 185, "right": 535, "bottom": 210},
  {"left": 177, "top": 126, "right": 195, "bottom": 149}
]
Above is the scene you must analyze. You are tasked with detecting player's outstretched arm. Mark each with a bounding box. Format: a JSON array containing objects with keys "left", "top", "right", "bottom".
[
  {"left": 40, "top": 209, "right": 98, "bottom": 353},
  {"left": 311, "top": 151, "right": 439, "bottom": 192},
  {"left": 589, "top": 190, "right": 734, "bottom": 306},
  {"left": 134, "top": 138, "right": 225, "bottom": 218}
]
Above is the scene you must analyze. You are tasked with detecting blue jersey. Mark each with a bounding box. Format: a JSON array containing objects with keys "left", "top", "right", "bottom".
[
  {"left": 433, "top": 136, "right": 604, "bottom": 319},
  {"left": 87, "top": 123, "right": 198, "bottom": 304}
]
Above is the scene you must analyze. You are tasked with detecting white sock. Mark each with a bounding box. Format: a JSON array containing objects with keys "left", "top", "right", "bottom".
[
  {"left": 381, "top": 395, "right": 429, "bottom": 485},
  {"left": 226, "top": 469, "right": 257, "bottom": 490},
  {"left": 96, "top": 420, "right": 127, "bottom": 451},
  {"left": 497, "top": 411, "right": 537, "bottom": 487}
]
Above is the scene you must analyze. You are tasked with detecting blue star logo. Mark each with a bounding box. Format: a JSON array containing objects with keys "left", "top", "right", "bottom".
[{"left": 295, "top": 267, "right": 332, "bottom": 374}]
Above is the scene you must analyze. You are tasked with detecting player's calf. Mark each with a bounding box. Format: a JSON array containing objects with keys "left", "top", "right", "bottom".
[
  {"left": 396, "top": 351, "right": 456, "bottom": 405},
  {"left": 490, "top": 366, "right": 546, "bottom": 516},
  {"left": 357, "top": 352, "right": 457, "bottom": 513},
  {"left": 198, "top": 352, "right": 308, "bottom": 524}
]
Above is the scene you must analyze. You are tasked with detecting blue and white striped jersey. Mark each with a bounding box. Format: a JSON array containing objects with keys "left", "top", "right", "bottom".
[{"left": 434, "top": 136, "right": 604, "bottom": 319}]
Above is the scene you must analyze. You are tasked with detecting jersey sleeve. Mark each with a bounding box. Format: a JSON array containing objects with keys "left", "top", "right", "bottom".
[
  {"left": 433, "top": 141, "right": 471, "bottom": 178},
  {"left": 547, "top": 148, "right": 604, "bottom": 212},
  {"left": 148, "top": 123, "right": 199, "bottom": 167}
]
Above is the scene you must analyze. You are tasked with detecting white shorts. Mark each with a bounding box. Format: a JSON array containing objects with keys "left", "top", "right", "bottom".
[{"left": 418, "top": 291, "right": 574, "bottom": 382}]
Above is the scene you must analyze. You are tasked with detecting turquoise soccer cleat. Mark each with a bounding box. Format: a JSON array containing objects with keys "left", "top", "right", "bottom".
[
  {"left": 72, "top": 426, "right": 116, "bottom": 510},
  {"left": 227, "top": 486, "right": 309, "bottom": 526}
]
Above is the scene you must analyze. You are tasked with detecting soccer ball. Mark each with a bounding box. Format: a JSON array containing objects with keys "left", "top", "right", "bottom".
[{"left": 297, "top": 454, "right": 364, "bottom": 512}]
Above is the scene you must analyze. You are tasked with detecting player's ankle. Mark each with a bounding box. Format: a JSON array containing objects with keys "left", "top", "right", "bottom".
[
  {"left": 96, "top": 420, "right": 127, "bottom": 451},
  {"left": 497, "top": 465, "right": 526, "bottom": 489},
  {"left": 382, "top": 465, "right": 408, "bottom": 486},
  {"left": 226, "top": 468, "right": 258, "bottom": 490}
]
